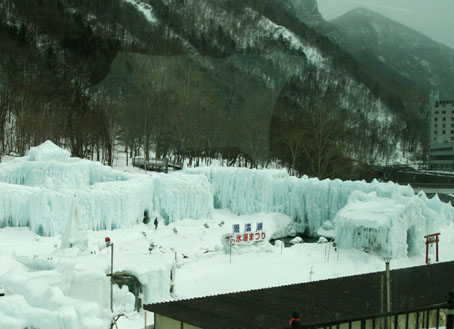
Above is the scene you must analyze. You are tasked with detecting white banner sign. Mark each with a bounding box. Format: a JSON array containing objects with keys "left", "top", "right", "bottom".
[{"left": 230, "top": 222, "right": 265, "bottom": 244}]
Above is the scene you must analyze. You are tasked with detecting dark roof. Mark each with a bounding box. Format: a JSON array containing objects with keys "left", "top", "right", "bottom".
[{"left": 145, "top": 261, "right": 454, "bottom": 329}]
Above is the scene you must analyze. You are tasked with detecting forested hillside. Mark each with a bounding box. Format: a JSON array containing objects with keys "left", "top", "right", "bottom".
[{"left": 0, "top": 0, "right": 428, "bottom": 179}]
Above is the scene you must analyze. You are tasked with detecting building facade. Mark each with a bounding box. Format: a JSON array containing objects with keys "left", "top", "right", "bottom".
[{"left": 429, "top": 92, "right": 454, "bottom": 170}]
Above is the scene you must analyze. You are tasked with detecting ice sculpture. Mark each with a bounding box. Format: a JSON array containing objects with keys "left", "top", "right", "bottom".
[
  {"left": 334, "top": 191, "right": 440, "bottom": 258},
  {"left": 0, "top": 141, "right": 214, "bottom": 235}
]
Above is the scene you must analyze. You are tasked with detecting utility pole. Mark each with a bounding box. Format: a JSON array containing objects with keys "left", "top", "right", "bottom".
[
  {"left": 100, "top": 237, "right": 114, "bottom": 313},
  {"left": 385, "top": 260, "right": 391, "bottom": 329},
  {"left": 447, "top": 291, "right": 454, "bottom": 329},
  {"left": 380, "top": 274, "right": 384, "bottom": 329}
]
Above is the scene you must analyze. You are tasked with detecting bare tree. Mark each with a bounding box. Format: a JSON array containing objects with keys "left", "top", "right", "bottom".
[{"left": 301, "top": 103, "right": 346, "bottom": 179}]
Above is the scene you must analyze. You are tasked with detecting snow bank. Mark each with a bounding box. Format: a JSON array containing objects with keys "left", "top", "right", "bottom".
[
  {"left": 114, "top": 250, "right": 176, "bottom": 303},
  {"left": 1, "top": 265, "right": 110, "bottom": 329}
]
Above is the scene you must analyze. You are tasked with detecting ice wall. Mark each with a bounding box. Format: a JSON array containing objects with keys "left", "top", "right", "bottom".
[
  {"left": 2, "top": 142, "right": 453, "bottom": 239},
  {"left": 0, "top": 141, "right": 130, "bottom": 189},
  {"left": 0, "top": 175, "right": 214, "bottom": 236},
  {"left": 60, "top": 196, "right": 89, "bottom": 249},
  {"left": 334, "top": 191, "right": 441, "bottom": 258},
  {"left": 185, "top": 166, "right": 443, "bottom": 235},
  {"left": 151, "top": 172, "right": 214, "bottom": 224},
  {"left": 0, "top": 142, "right": 214, "bottom": 235}
]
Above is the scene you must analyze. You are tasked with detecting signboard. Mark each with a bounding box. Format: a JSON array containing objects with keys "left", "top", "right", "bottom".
[{"left": 230, "top": 222, "right": 265, "bottom": 245}]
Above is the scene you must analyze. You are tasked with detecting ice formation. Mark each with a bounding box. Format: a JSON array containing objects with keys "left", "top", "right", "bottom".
[
  {"left": 185, "top": 166, "right": 454, "bottom": 235},
  {"left": 0, "top": 141, "right": 214, "bottom": 235},
  {"left": 334, "top": 191, "right": 441, "bottom": 258},
  {"left": 1, "top": 141, "right": 453, "bottom": 259},
  {"left": 60, "top": 195, "right": 89, "bottom": 249}
]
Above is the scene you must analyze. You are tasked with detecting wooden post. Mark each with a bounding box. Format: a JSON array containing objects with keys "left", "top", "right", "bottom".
[
  {"left": 137, "top": 283, "right": 141, "bottom": 312},
  {"left": 229, "top": 236, "right": 232, "bottom": 264},
  {"left": 447, "top": 292, "right": 454, "bottom": 329},
  {"left": 386, "top": 261, "right": 391, "bottom": 329},
  {"left": 381, "top": 274, "right": 384, "bottom": 329},
  {"left": 436, "top": 236, "right": 439, "bottom": 262}
]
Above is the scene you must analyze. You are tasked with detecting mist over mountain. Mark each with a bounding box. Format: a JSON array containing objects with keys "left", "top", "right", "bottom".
[
  {"left": 0, "top": 0, "right": 431, "bottom": 179},
  {"left": 329, "top": 7, "right": 454, "bottom": 99}
]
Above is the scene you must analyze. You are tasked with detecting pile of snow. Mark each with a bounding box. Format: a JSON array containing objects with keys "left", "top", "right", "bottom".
[
  {"left": 317, "top": 220, "right": 335, "bottom": 239},
  {"left": 0, "top": 261, "right": 110, "bottom": 329}
]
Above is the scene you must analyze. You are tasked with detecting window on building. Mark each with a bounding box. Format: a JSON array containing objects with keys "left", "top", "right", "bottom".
[
  {"left": 443, "top": 111, "right": 446, "bottom": 114},
  {"left": 435, "top": 111, "right": 439, "bottom": 114},
  {"left": 435, "top": 118, "right": 438, "bottom": 121},
  {"left": 435, "top": 130, "right": 438, "bottom": 134},
  {"left": 435, "top": 124, "right": 438, "bottom": 128},
  {"left": 443, "top": 124, "right": 446, "bottom": 128},
  {"left": 443, "top": 130, "right": 446, "bottom": 134},
  {"left": 443, "top": 117, "right": 446, "bottom": 121}
]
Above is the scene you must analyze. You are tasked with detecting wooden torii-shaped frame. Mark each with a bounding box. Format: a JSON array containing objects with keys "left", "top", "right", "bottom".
[{"left": 424, "top": 233, "right": 440, "bottom": 264}]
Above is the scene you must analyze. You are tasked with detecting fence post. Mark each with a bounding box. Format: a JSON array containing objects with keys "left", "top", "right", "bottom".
[{"left": 447, "top": 291, "right": 454, "bottom": 329}]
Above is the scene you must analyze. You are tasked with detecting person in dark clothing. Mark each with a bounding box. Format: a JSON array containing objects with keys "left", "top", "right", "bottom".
[
  {"left": 143, "top": 211, "right": 150, "bottom": 224},
  {"left": 154, "top": 217, "right": 159, "bottom": 230}
]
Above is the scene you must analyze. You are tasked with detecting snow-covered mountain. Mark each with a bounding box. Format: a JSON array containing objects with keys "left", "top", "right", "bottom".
[
  {"left": 329, "top": 7, "right": 454, "bottom": 99},
  {"left": 0, "top": 0, "right": 429, "bottom": 176}
]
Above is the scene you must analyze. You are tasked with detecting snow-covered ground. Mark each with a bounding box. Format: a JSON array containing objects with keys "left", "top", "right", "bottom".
[
  {"left": 1, "top": 213, "right": 453, "bottom": 329},
  {"left": 0, "top": 142, "right": 453, "bottom": 329}
]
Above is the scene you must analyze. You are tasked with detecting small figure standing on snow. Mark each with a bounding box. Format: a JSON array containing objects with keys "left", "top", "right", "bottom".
[
  {"left": 143, "top": 211, "right": 150, "bottom": 224},
  {"left": 154, "top": 217, "right": 159, "bottom": 230}
]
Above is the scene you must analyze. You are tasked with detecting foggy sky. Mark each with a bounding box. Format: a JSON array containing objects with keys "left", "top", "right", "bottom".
[{"left": 316, "top": 0, "right": 454, "bottom": 49}]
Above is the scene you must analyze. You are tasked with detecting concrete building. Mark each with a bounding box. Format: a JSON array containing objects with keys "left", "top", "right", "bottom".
[{"left": 429, "top": 91, "right": 454, "bottom": 170}]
